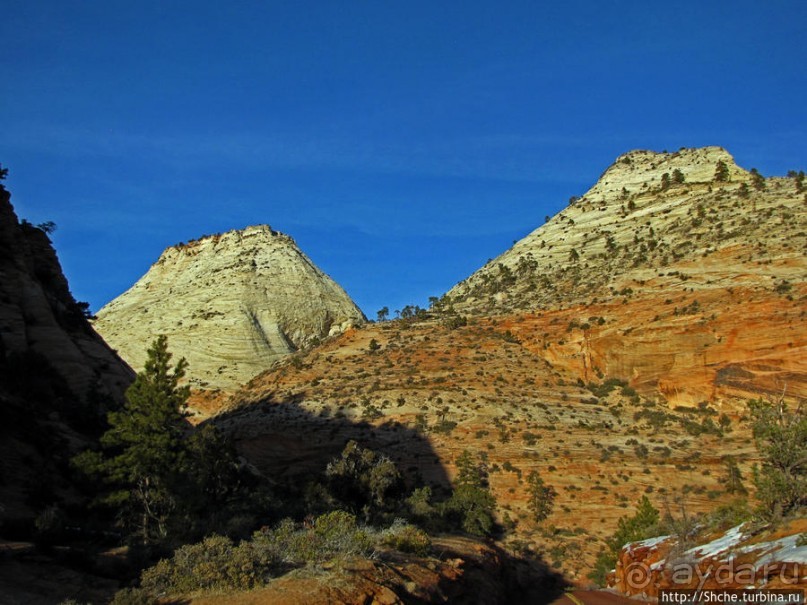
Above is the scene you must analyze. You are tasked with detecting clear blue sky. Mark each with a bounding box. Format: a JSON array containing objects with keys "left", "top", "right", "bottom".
[{"left": 2, "top": 1, "right": 805, "bottom": 317}]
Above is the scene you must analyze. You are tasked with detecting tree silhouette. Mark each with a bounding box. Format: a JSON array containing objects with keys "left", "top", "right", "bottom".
[
  {"left": 74, "top": 336, "right": 190, "bottom": 544},
  {"left": 750, "top": 168, "right": 766, "bottom": 191},
  {"left": 0, "top": 164, "right": 8, "bottom": 194}
]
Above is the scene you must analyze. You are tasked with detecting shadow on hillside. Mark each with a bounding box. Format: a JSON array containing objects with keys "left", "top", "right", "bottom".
[
  {"left": 433, "top": 540, "right": 570, "bottom": 605},
  {"left": 205, "top": 396, "right": 570, "bottom": 603},
  {"left": 206, "top": 394, "right": 453, "bottom": 496}
]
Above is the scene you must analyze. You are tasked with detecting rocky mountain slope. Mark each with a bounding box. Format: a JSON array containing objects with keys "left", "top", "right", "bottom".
[
  {"left": 0, "top": 189, "right": 133, "bottom": 401},
  {"left": 0, "top": 178, "right": 134, "bottom": 520},
  {"left": 443, "top": 146, "right": 806, "bottom": 404},
  {"left": 448, "top": 146, "right": 805, "bottom": 318},
  {"left": 207, "top": 147, "right": 805, "bottom": 582},
  {"left": 216, "top": 316, "right": 763, "bottom": 582},
  {"left": 3, "top": 148, "right": 802, "bottom": 601},
  {"left": 94, "top": 225, "right": 365, "bottom": 390}
]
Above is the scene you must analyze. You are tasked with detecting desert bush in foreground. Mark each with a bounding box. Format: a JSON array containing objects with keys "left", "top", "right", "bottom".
[
  {"left": 126, "top": 511, "right": 394, "bottom": 599},
  {"left": 109, "top": 587, "right": 158, "bottom": 605},
  {"left": 141, "top": 535, "right": 264, "bottom": 594},
  {"left": 325, "top": 441, "right": 404, "bottom": 522},
  {"left": 380, "top": 519, "right": 432, "bottom": 556}
]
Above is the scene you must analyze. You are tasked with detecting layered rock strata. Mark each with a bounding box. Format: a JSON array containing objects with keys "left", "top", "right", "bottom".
[
  {"left": 94, "top": 225, "right": 365, "bottom": 390},
  {"left": 448, "top": 146, "right": 805, "bottom": 316}
]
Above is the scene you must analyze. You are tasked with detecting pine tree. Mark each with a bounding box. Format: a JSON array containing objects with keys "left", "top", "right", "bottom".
[
  {"left": 525, "top": 471, "right": 556, "bottom": 522},
  {"left": 749, "top": 168, "right": 767, "bottom": 191},
  {"left": 74, "top": 336, "right": 190, "bottom": 544},
  {"left": 723, "top": 456, "right": 747, "bottom": 495},
  {"left": 714, "top": 160, "right": 730, "bottom": 182},
  {"left": 747, "top": 397, "right": 806, "bottom": 520},
  {"left": 589, "top": 496, "right": 661, "bottom": 585},
  {"left": 606, "top": 495, "right": 659, "bottom": 553},
  {"left": 739, "top": 183, "right": 751, "bottom": 198},
  {"left": 443, "top": 450, "right": 496, "bottom": 536}
]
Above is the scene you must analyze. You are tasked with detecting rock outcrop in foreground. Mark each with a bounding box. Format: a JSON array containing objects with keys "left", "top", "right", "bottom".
[
  {"left": 94, "top": 225, "right": 365, "bottom": 390},
  {"left": 610, "top": 519, "right": 807, "bottom": 598}
]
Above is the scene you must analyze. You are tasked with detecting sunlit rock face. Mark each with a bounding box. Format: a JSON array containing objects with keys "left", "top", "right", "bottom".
[
  {"left": 448, "top": 146, "right": 802, "bottom": 314},
  {"left": 446, "top": 146, "right": 807, "bottom": 404},
  {"left": 94, "top": 225, "right": 365, "bottom": 390}
]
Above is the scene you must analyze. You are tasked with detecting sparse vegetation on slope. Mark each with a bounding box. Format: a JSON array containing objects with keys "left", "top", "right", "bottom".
[
  {"left": 210, "top": 147, "right": 805, "bottom": 583},
  {"left": 446, "top": 148, "right": 806, "bottom": 318},
  {"left": 132, "top": 511, "right": 380, "bottom": 598}
]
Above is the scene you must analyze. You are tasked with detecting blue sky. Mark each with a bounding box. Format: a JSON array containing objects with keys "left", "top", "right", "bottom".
[{"left": 2, "top": 1, "right": 805, "bottom": 317}]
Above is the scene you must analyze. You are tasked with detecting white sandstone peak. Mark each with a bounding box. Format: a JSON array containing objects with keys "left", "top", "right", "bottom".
[
  {"left": 447, "top": 145, "right": 803, "bottom": 314},
  {"left": 95, "top": 225, "right": 365, "bottom": 390}
]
